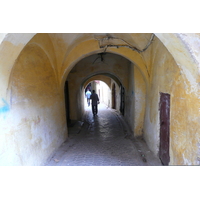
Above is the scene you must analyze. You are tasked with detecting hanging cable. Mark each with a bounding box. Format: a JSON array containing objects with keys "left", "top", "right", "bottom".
[{"left": 96, "top": 34, "right": 155, "bottom": 53}]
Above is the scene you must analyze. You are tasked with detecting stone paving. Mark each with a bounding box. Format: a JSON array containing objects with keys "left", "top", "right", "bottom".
[{"left": 45, "top": 103, "right": 162, "bottom": 166}]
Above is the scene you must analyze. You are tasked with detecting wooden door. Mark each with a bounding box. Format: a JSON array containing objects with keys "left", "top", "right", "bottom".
[
  {"left": 120, "top": 85, "right": 125, "bottom": 115},
  {"left": 64, "top": 81, "right": 71, "bottom": 125},
  {"left": 159, "top": 92, "right": 170, "bottom": 165},
  {"left": 112, "top": 83, "right": 116, "bottom": 109}
]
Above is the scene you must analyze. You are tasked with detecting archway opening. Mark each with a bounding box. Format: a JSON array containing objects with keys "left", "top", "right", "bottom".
[
  {"left": 112, "top": 83, "right": 116, "bottom": 109},
  {"left": 84, "top": 80, "right": 111, "bottom": 111},
  {"left": 64, "top": 50, "right": 146, "bottom": 142}
]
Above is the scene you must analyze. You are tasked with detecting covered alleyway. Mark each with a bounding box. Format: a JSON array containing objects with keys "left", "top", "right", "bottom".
[
  {"left": 46, "top": 103, "right": 161, "bottom": 166},
  {"left": 1, "top": 6, "right": 199, "bottom": 200},
  {"left": 1, "top": 33, "right": 200, "bottom": 166}
]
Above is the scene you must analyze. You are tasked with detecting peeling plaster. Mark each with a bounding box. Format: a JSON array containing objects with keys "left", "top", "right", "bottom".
[
  {"left": 177, "top": 33, "right": 200, "bottom": 65},
  {"left": 179, "top": 64, "right": 199, "bottom": 94},
  {"left": 183, "top": 153, "right": 192, "bottom": 165}
]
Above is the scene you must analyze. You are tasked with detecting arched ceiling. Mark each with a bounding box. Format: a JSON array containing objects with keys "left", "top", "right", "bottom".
[
  {"left": 47, "top": 33, "right": 153, "bottom": 54},
  {"left": 59, "top": 35, "right": 150, "bottom": 88},
  {"left": 68, "top": 52, "right": 130, "bottom": 91},
  {"left": 1, "top": 33, "right": 200, "bottom": 99},
  {"left": 2, "top": 33, "right": 199, "bottom": 70}
]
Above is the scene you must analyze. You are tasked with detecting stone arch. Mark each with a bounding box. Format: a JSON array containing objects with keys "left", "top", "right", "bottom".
[
  {"left": 83, "top": 78, "right": 112, "bottom": 108},
  {"left": 66, "top": 53, "right": 128, "bottom": 120},
  {"left": 112, "top": 83, "right": 116, "bottom": 109},
  {"left": 60, "top": 39, "right": 149, "bottom": 91},
  {"left": 81, "top": 73, "right": 122, "bottom": 112},
  {"left": 82, "top": 73, "right": 122, "bottom": 90},
  {"left": 81, "top": 73, "right": 122, "bottom": 110},
  {"left": 83, "top": 75, "right": 112, "bottom": 91}
]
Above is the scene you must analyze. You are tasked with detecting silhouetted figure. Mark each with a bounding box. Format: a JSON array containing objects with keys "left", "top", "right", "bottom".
[
  {"left": 90, "top": 90, "right": 99, "bottom": 115},
  {"left": 85, "top": 89, "right": 91, "bottom": 106}
]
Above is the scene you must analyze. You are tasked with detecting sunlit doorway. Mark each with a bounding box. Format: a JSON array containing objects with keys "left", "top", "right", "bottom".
[{"left": 84, "top": 80, "right": 111, "bottom": 111}]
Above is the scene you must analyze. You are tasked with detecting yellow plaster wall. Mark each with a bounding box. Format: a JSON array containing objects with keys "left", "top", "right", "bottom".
[
  {"left": 47, "top": 33, "right": 78, "bottom": 80},
  {"left": 124, "top": 63, "right": 135, "bottom": 132},
  {"left": 28, "top": 34, "right": 58, "bottom": 77},
  {"left": 124, "top": 62, "right": 146, "bottom": 137},
  {"left": 170, "top": 78, "right": 200, "bottom": 165},
  {"left": 134, "top": 66, "right": 146, "bottom": 136},
  {"left": 142, "top": 36, "right": 200, "bottom": 165},
  {"left": 143, "top": 37, "right": 179, "bottom": 159},
  {"left": 0, "top": 43, "right": 67, "bottom": 165},
  {"left": 0, "top": 35, "right": 34, "bottom": 98}
]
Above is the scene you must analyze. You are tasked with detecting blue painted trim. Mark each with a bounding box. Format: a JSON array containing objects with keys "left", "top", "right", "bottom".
[{"left": 0, "top": 98, "right": 10, "bottom": 113}]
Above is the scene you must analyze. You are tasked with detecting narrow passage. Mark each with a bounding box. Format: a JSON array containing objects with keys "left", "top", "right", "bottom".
[{"left": 46, "top": 104, "right": 161, "bottom": 166}]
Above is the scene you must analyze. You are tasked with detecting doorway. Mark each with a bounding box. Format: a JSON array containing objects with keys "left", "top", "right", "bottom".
[
  {"left": 64, "top": 81, "right": 71, "bottom": 125},
  {"left": 120, "top": 85, "right": 125, "bottom": 115},
  {"left": 159, "top": 92, "right": 170, "bottom": 165},
  {"left": 112, "top": 83, "right": 116, "bottom": 109}
]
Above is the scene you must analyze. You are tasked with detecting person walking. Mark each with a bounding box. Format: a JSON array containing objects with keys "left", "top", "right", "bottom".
[
  {"left": 85, "top": 89, "right": 91, "bottom": 106},
  {"left": 90, "top": 90, "right": 99, "bottom": 115}
]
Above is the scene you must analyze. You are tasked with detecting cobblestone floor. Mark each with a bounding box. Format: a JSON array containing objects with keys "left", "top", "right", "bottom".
[{"left": 46, "top": 103, "right": 162, "bottom": 166}]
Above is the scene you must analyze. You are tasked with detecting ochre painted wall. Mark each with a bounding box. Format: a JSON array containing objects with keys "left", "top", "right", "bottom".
[
  {"left": 1, "top": 41, "right": 67, "bottom": 165},
  {"left": 143, "top": 36, "right": 200, "bottom": 165},
  {"left": 124, "top": 63, "right": 146, "bottom": 137},
  {"left": 134, "top": 66, "right": 146, "bottom": 137}
]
